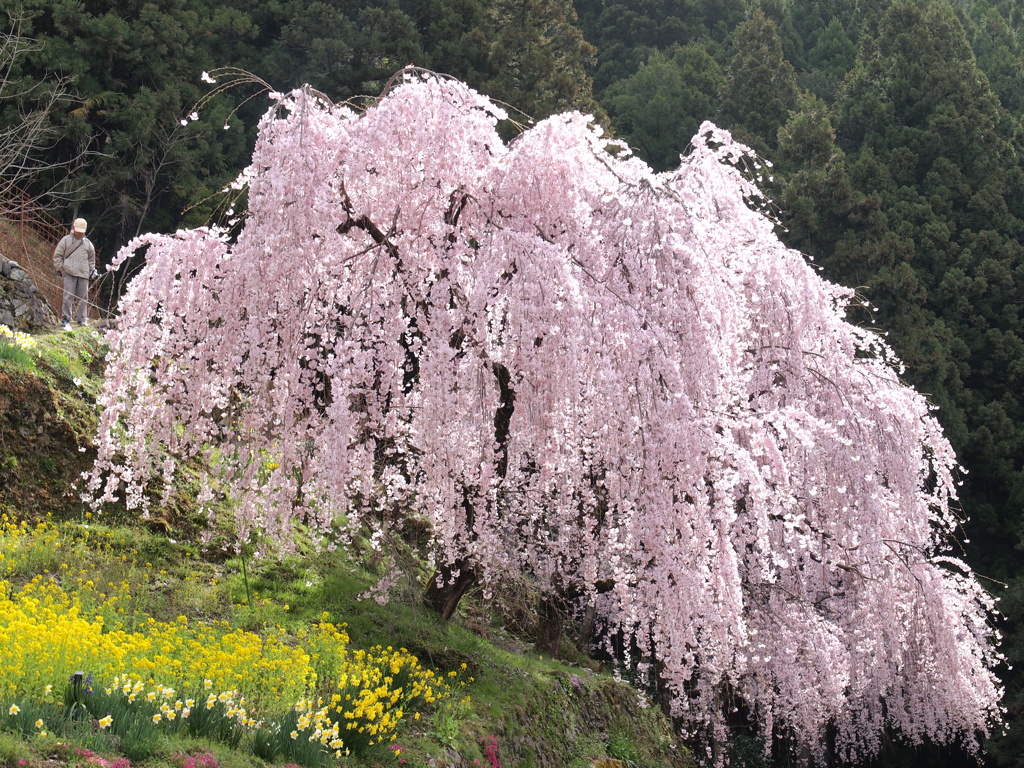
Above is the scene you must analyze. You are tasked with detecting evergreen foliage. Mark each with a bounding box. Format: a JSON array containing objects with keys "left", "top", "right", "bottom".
[
  {"left": 719, "top": 8, "right": 798, "bottom": 152},
  {"left": 601, "top": 44, "right": 724, "bottom": 171},
  {"left": 796, "top": 0, "right": 1024, "bottom": 581}
]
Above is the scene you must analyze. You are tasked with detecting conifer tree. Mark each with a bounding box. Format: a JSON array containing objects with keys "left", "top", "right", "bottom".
[
  {"left": 602, "top": 44, "right": 724, "bottom": 171},
  {"left": 720, "top": 8, "right": 798, "bottom": 151},
  {"left": 827, "top": 0, "right": 1024, "bottom": 574}
]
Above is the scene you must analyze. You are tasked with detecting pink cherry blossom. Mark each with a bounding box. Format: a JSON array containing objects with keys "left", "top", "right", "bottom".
[{"left": 88, "top": 70, "right": 1001, "bottom": 761}]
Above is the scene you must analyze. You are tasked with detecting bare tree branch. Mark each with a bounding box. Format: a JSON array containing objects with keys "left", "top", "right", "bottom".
[{"left": 0, "top": 14, "right": 93, "bottom": 214}]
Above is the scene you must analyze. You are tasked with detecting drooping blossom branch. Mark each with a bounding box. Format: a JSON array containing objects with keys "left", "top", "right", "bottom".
[{"left": 89, "top": 70, "right": 1001, "bottom": 762}]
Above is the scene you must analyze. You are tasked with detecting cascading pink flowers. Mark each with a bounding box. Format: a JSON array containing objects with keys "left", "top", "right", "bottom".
[{"left": 89, "top": 70, "right": 1002, "bottom": 761}]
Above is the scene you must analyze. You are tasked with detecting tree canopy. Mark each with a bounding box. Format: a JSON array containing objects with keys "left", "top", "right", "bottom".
[{"left": 89, "top": 73, "right": 1001, "bottom": 762}]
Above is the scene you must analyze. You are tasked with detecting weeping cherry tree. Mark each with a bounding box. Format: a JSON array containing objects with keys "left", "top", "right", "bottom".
[{"left": 89, "top": 71, "right": 1002, "bottom": 762}]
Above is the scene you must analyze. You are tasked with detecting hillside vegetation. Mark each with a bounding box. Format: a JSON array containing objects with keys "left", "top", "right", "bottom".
[{"left": 0, "top": 329, "right": 694, "bottom": 768}]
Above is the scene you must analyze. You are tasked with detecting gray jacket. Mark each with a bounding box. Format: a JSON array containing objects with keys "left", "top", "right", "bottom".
[{"left": 53, "top": 233, "right": 96, "bottom": 279}]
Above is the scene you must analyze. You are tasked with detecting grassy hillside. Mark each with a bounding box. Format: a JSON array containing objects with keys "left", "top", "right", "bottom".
[{"left": 0, "top": 328, "right": 695, "bottom": 768}]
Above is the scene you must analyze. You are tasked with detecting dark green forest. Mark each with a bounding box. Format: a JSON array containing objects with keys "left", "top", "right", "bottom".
[{"left": 3, "top": 0, "right": 1024, "bottom": 765}]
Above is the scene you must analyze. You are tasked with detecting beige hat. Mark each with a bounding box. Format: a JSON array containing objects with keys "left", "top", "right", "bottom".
[{"left": 73, "top": 218, "right": 87, "bottom": 233}]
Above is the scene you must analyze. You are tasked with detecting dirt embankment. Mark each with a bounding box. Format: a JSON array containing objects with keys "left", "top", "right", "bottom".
[
  {"left": 0, "top": 368, "right": 97, "bottom": 519},
  {"left": 0, "top": 330, "right": 108, "bottom": 520}
]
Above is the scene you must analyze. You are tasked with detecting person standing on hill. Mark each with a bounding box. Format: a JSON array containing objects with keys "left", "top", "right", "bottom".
[{"left": 53, "top": 217, "right": 97, "bottom": 331}]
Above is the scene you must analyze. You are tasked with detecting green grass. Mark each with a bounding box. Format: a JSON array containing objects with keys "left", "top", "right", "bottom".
[
  {"left": 34, "top": 326, "right": 105, "bottom": 385},
  {"left": 0, "top": 339, "right": 35, "bottom": 370},
  {"left": 0, "top": 729, "right": 34, "bottom": 764}
]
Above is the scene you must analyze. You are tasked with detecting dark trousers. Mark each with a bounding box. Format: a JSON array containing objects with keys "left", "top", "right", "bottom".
[{"left": 62, "top": 274, "right": 89, "bottom": 325}]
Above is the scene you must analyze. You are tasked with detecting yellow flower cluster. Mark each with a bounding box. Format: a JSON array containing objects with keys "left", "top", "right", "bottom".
[
  {"left": 0, "top": 516, "right": 62, "bottom": 578},
  {"left": 250, "top": 643, "right": 469, "bottom": 758},
  {"left": 0, "top": 324, "right": 37, "bottom": 351},
  {"left": 1, "top": 516, "right": 233, "bottom": 637},
  {"left": 0, "top": 516, "right": 471, "bottom": 757},
  {"left": 325, "top": 647, "right": 467, "bottom": 754},
  {"left": 291, "top": 698, "right": 348, "bottom": 755},
  {"left": 0, "top": 575, "right": 465, "bottom": 741},
  {"left": 0, "top": 575, "right": 322, "bottom": 708}
]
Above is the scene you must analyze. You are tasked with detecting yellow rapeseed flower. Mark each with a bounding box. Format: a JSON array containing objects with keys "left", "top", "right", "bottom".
[{"left": 0, "top": 523, "right": 467, "bottom": 743}]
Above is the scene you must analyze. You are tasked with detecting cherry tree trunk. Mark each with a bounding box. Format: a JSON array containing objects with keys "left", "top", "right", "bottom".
[
  {"left": 536, "top": 590, "right": 572, "bottom": 657},
  {"left": 424, "top": 559, "right": 477, "bottom": 621}
]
